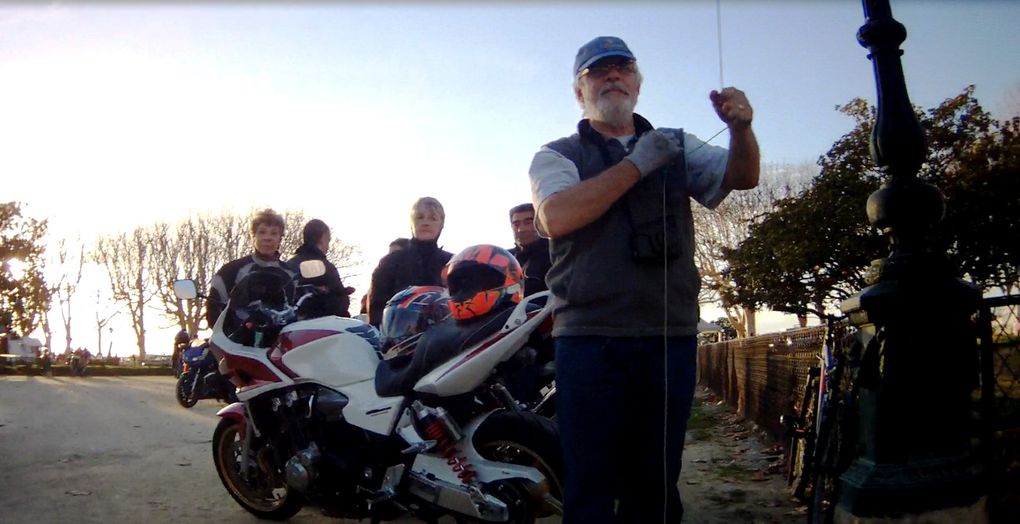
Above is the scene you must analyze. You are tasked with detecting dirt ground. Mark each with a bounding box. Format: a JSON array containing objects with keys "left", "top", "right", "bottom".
[
  {"left": 0, "top": 376, "right": 803, "bottom": 523},
  {"left": 680, "top": 387, "right": 804, "bottom": 523}
]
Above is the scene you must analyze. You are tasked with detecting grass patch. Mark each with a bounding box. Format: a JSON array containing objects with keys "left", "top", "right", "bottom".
[
  {"left": 713, "top": 460, "right": 755, "bottom": 482},
  {"left": 0, "top": 364, "right": 173, "bottom": 377},
  {"left": 687, "top": 397, "right": 720, "bottom": 442}
]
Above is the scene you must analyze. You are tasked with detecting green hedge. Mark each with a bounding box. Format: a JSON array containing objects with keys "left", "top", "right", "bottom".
[{"left": 0, "top": 364, "right": 174, "bottom": 377}]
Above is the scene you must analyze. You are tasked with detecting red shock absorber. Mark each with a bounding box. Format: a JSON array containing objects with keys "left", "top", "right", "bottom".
[{"left": 416, "top": 403, "right": 476, "bottom": 483}]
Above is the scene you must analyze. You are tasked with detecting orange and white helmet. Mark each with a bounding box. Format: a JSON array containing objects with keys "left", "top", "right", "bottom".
[{"left": 442, "top": 244, "right": 524, "bottom": 321}]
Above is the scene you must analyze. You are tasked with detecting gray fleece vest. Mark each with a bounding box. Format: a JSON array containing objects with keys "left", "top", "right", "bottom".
[{"left": 544, "top": 114, "right": 701, "bottom": 337}]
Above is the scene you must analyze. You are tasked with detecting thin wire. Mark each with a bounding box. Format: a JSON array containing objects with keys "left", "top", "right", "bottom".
[
  {"left": 665, "top": 2, "right": 725, "bottom": 521},
  {"left": 717, "top": 0, "right": 725, "bottom": 89},
  {"left": 661, "top": 171, "right": 669, "bottom": 524},
  {"left": 688, "top": 126, "right": 728, "bottom": 155}
]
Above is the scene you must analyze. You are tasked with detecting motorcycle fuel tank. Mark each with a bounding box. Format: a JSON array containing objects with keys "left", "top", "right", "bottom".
[{"left": 277, "top": 317, "right": 381, "bottom": 387}]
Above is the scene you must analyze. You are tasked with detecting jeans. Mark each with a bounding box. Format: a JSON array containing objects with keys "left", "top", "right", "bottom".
[{"left": 555, "top": 335, "right": 698, "bottom": 524}]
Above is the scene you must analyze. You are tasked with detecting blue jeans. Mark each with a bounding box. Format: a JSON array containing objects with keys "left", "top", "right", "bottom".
[{"left": 555, "top": 335, "right": 698, "bottom": 524}]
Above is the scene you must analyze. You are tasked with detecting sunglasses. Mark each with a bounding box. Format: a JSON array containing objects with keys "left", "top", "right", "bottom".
[{"left": 579, "top": 60, "right": 637, "bottom": 79}]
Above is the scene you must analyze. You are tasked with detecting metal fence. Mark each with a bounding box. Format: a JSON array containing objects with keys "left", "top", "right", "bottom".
[
  {"left": 977, "top": 295, "right": 1020, "bottom": 520},
  {"left": 696, "top": 324, "right": 828, "bottom": 439}
]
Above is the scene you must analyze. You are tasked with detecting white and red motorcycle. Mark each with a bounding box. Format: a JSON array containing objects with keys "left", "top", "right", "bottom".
[{"left": 173, "top": 260, "right": 560, "bottom": 523}]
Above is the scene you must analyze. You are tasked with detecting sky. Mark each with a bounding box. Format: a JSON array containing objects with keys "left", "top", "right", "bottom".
[{"left": 2, "top": 1, "right": 1018, "bottom": 355}]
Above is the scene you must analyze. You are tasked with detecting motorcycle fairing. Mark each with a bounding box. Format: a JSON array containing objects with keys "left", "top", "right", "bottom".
[
  {"left": 236, "top": 379, "right": 295, "bottom": 402},
  {"left": 210, "top": 312, "right": 291, "bottom": 387},
  {"left": 279, "top": 317, "right": 381, "bottom": 388},
  {"left": 416, "top": 292, "right": 552, "bottom": 397},
  {"left": 216, "top": 402, "right": 248, "bottom": 435},
  {"left": 338, "top": 379, "right": 406, "bottom": 436}
]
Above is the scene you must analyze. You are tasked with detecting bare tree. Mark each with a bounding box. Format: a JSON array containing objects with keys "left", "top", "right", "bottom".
[
  {"left": 279, "top": 209, "right": 362, "bottom": 283},
  {"left": 94, "top": 289, "right": 118, "bottom": 358},
  {"left": 94, "top": 227, "right": 155, "bottom": 360},
  {"left": 693, "top": 162, "right": 815, "bottom": 337},
  {"left": 53, "top": 238, "right": 86, "bottom": 353},
  {"left": 147, "top": 209, "right": 362, "bottom": 336},
  {"left": 151, "top": 215, "right": 220, "bottom": 336},
  {"left": 40, "top": 307, "right": 54, "bottom": 355}
]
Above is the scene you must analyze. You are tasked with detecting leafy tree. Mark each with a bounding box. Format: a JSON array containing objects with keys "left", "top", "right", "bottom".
[
  {"left": 726, "top": 88, "right": 1020, "bottom": 318},
  {"left": 0, "top": 202, "right": 51, "bottom": 337},
  {"left": 921, "top": 88, "right": 1020, "bottom": 294}
]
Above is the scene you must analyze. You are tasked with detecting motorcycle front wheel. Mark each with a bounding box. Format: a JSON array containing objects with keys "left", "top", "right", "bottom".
[
  {"left": 212, "top": 417, "right": 303, "bottom": 521},
  {"left": 175, "top": 373, "right": 199, "bottom": 408},
  {"left": 472, "top": 410, "right": 564, "bottom": 523}
]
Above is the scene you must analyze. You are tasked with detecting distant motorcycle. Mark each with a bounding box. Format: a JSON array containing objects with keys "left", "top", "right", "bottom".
[
  {"left": 68, "top": 350, "right": 90, "bottom": 377},
  {"left": 175, "top": 342, "right": 237, "bottom": 408}
]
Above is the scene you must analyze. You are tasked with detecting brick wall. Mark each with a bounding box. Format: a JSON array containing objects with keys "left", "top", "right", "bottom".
[{"left": 697, "top": 326, "right": 826, "bottom": 440}]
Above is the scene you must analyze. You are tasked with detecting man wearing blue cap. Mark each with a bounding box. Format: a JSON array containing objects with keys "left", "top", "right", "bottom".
[{"left": 529, "top": 36, "right": 759, "bottom": 522}]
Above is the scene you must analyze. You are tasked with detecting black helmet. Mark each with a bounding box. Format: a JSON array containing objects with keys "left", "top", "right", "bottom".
[{"left": 379, "top": 286, "right": 451, "bottom": 360}]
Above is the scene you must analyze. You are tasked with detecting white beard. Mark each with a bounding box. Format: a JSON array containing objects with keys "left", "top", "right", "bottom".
[{"left": 585, "top": 83, "right": 636, "bottom": 127}]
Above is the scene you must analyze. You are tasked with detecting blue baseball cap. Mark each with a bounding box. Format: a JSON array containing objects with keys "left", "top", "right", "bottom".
[{"left": 574, "top": 36, "right": 636, "bottom": 77}]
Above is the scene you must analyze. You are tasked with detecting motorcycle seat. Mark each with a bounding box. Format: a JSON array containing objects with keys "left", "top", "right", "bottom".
[{"left": 374, "top": 304, "right": 515, "bottom": 397}]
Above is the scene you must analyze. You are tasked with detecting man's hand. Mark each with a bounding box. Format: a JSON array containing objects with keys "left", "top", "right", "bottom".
[
  {"left": 625, "top": 130, "right": 682, "bottom": 178},
  {"left": 710, "top": 87, "right": 753, "bottom": 131}
]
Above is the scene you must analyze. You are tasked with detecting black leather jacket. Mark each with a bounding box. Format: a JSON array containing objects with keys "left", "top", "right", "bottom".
[
  {"left": 368, "top": 239, "right": 452, "bottom": 327},
  {"left": 287, "top": 243, "right": 351, "bottom": 318},
  {"left": 509, "top": 237, "right": 552, "bottom": 297}
]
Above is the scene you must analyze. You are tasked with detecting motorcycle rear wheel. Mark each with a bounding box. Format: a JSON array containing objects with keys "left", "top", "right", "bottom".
[
  {"left": 212, "top": 417, "right": 303, "bottom": 521},
  {"left": 175, "top": 373, "right": 199, "bottom": 408},
  {"left": 472, "top": 410, "right": 564, "bottom": 523}
]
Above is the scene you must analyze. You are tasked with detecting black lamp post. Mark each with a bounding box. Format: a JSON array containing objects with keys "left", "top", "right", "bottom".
[{"left": 838, "top": 0, "right": 987, "bottom": 520}]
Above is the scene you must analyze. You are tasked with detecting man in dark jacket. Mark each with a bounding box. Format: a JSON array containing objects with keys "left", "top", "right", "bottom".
[
  {"left": 206, "top": 208, "right": 296, "bottom": 328},
  {"left": 287, "top": 219, "right": 352, "bottom": 318},
  {"left": 368, "top": 197, "right": 453, "bottom": 327},
  {"left": 507, "top": 203, "right": 551, "bottom": 297}
]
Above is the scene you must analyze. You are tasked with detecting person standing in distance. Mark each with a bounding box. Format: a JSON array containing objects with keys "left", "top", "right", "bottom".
[
  {"left": 288, "top": 218, "right": 353, "bottom": 318},
  {"left": 368, "top": 197, "right": 453, "bottom": 327},
  {"left": 205, "top": 208, "right": 296, "bottom": 328},
  {"left": 507, "top": 203, "right": 551, "bottom": 297},
  {"left": 529, "top": 36, "right": 759, "bottom": 523}
]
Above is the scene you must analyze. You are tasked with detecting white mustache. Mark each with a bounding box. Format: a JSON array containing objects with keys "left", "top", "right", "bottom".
[{"left": 599, "top": 82, "right": 630, "bottom": 96}]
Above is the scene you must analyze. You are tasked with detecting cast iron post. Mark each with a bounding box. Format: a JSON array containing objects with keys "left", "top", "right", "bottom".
[{"left": 837, "top": 0, "right": 987, "bottom": 521}]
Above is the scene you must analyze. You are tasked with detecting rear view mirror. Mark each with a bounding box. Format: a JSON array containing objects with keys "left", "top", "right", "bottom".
[
  {"left": 299, "top": 259, "right": 327, "bottom": 279},
  {"left": 174, "top": 279, "right": 198, "bottom": 300}
]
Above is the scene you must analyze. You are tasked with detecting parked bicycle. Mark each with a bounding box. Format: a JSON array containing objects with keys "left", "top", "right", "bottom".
[{"left": 782, "top": 315, "right": 871, "bottom": 523}]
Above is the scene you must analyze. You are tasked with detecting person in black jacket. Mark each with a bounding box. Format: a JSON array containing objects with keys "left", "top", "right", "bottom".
[
  {"left": 205, "top": 208, "right": 296, "bottom": 328},
  {"left": 368, "top": 197, "right": 453, "bottom": 327},
  {"left": 507, "top": 203, "right": 551, "bottom": 297},
  {"left": 172, "top": 328, "right": 189, "bottom": 377},
  {"left": 288, "top": 219, "right": 352, "bottom": 318}
]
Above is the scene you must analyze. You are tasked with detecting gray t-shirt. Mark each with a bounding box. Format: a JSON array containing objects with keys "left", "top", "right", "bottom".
[{"left": 529, "top": 128, "right": 730, "bottom": 234}]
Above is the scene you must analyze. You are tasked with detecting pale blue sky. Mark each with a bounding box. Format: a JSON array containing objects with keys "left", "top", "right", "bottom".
[{"left": 2, "top": 1, "right": 1017, "bottom": 351}]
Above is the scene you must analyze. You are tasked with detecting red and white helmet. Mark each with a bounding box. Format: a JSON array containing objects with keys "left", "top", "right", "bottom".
[{"left": 442, "top": 244, "right": 523, "bottom": 321}]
